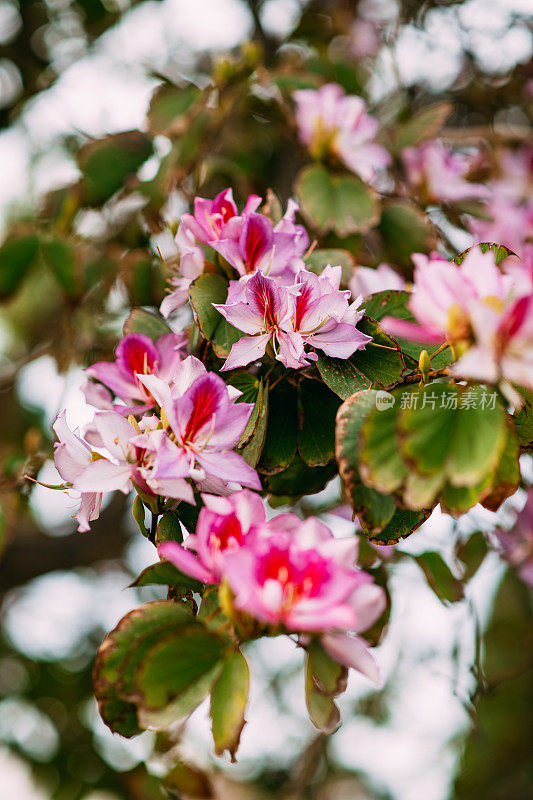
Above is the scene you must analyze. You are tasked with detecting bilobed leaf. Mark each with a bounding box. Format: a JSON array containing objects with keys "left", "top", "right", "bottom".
[
  {"left": 378, "top": 201, "right": 435, "bottom": 271},
  {"left": 0, "top": 235, "right": 39, "bottom": 298},
  {"left": 123, "top": 308, "right": 172, "bottom": 340},
  {"left": 298, "top": 379, "right": 341, "bottom": 466},
  {"left": 210, "top": 649, "right": 250, "bottom": 759},
  {"left": 413, "top": 552, "right": 463, "bottom": 604},
  {"left": 296, "top": 164, "right": 380, "bottom": 237},
  {"left": 93, "top": 601, "right": 193, "bottom": 736},
  {"left": 77, "top": 131, "right": 153, "bottom": 206}
]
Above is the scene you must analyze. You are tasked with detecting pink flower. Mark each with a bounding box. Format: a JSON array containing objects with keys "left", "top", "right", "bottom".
[
  {"left": 495, "top": 489, "right": 533, "bottom": 588},
  {"left": 85, "top": 333, "right": 187, "bottom": 414},
  {"left": 215, "top": 269, "right": 372, "bottom": 371},
  {"left": 210, "top": 206, "right": 309, "bottom": 283},
  {"left": 158, "top": 489, "right": 266, "bottom": 583},
  {"left": 293, "top": 83, "right": 391, "bottom": 182},
  {"left": 281, "top": 267, "right": 372, "bottom": 362},
  {"left": 73, "top": 412, "right": 194, "bottom": 503},
  {"left": 224, "top": 516, "right": 386, "bottom": 683},
  {"left": 160, "top": 225, "right": 206, "bottom": 317},
  {"left": 382, "top": 250, "right": 512, "bottom": 345},
  {"left": 349, "top": 263, "right": 406, "bottom": 297},
  {"left": 452, "top": 293, "right": 533, "bottom": 391},
  {"left": 138, "top": 357, "right": 261, "bottom": 493},
  {"left": 402, "top": 140, "right": 489, "bottom": 203},
  {"left": 52, "top": 411, "right": 103, "bottom": 532},
  {"left": 180, "top": 188, "right": 261, "bottom": 245},
  {"left": 160, "top": 189, "right": 262, "bottom": 315},
  {"left": 214, "top": 271, "right": 305, "bottom": 370}
]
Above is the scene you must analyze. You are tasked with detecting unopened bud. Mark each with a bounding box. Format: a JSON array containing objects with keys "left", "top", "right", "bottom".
[{"left": 418, "top": 349, "right": 431, "bottom": 384}]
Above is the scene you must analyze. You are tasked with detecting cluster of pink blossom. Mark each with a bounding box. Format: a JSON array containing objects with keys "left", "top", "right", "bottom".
[
  {"left": 160, "top": 189, "right": 309, "bottom": 317},
  {"left": 159, "top": 186, "right": 373, "bottom": 370},
  {"left": 382, "top": 247, "right": 533, "bottom": 392},
  {"left": 159, "top": 490, "right": 386, "bottom": 684},
  {"left": 292, "top": 83, "right": 391, "bottom": 181},
  {"left": 54, "top": 338, "right": 260, "bottom": 531}
]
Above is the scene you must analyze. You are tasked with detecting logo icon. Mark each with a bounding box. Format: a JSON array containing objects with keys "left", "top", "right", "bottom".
[{"left": 375, "top": 391, "right": 395, "bottom": 410}]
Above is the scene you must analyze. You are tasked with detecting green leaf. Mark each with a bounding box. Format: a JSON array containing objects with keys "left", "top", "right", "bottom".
[
  {"left": 456, "top": 531, "right": 488, "bottom": 581},
  {"left": 307, "top": 640, "right": 348, "bottom": 698},
  {"left": 354, "top": 383, "right": 510, "bottom": 516},
  {"left": 296, "top": 165, "right": 380, "bottom": 237},
  {"left": 165, "top": 761, "right": 213, "bottom": 799},
  {"left": 305, "top": 652, "right": 341, "bottom": 734},
  {"left": 211, "top": 317, "right": 242, "bottom": 358},
  {"left": 258, "top": 380, "right": 298, "bottom": 474},
  {"left": 77, "top": 131, "right": 154, "bottom": 206},
  {"left": 298, "top": 380, "right": 341, "bottom": 466},
  {"left": 93, "top": 601, "right": 193, "bottom": 736},
  {"left": 364, "top": 507, "right": 430, "bottom": 545},
  {"left": 378, "top": 201, "right": 435, "bottom": 270},
  {"left": 130, "top": 561, "right": 202, "bottom": 593},
  {"left": 264, "top": 454, "right": 337, "bottom": 500},
  {"left": 480, "top": 424, "right": 520, "bottom": 512},
  {"left": 0, "top": 235, "right": 39, "bottom": 298},
  {"left": 123, "top": 308, "right": 172, "bottom": 340},
  {"left": 148, "top": 83, "right": 201, "bottom": 135},
  {"left": 316, "top": 317, "right": 405, "bottom": 399},
  {"left": 155, "top": 511, "right": 184, "bottom": 545},
  {"left": 511, "top": 388, "right": 533, "bottom": 451},
  {"left": 412, "top": 552, "right": 463, "bottom": 604},
  {"left": 188, "top": 273, "right": 229, "bottom": 340},
  {"left": 210, "top": 649, "right": 250, "bottom": 759},
  {"left": 359, "top": 400, "right": 407, "bottom": 494},
  {"left": 238, "top": 380, "right": 269, "bottom": 468},
  {"left": 41, "top": 239, "right": 78, "bottom": 295},
  {"left": 134, "top": 624, "right": 226, "bottom": 728},
  {"left": 132, "top": 495, "right": 149, "bottom": 538},
  {"left": 336, "top": 391, "right": 397, "bottom": 533},
  {"left": 305, "top": 248, "right": 355, "bottom": 284},
  {"left": 453, "top": 242, "right": 516, "bottom": 266},
  {"left": 392, "top": 103, "right": 452, "bottom": 150}
]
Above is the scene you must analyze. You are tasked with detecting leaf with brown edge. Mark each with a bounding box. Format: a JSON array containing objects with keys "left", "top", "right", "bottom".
[{"left": 307, "top": 640, "right": 348, "bottom": 698}]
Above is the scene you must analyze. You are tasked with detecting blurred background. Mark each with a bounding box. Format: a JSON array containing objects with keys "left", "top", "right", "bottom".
[{"left": 0, "top": 1, "right": 532, "bottom": 798}]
